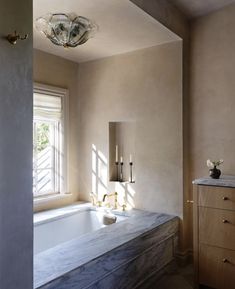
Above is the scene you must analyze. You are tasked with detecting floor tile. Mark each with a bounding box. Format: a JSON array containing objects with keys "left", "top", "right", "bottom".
[{"left": 138, "top": 263, "right": 194, "bottom": 289}]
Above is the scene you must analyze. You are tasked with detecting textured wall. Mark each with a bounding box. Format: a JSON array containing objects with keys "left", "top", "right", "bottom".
[
  {"left": 130, "top": 0, "right": 191, "bottom": 253},
  {"left": 0, "top": 1, "right": 33, "bottom": 288},
  {"left": 131, "top": 0, "right": 189, "bottom": 39},
  {"left": 189, "top": 4, "right": 235, "bottom": 246},
  {"left": 77, "top": 42, "right": 183, "bottom": 217},
  {"left": 33, "top": 50, "right": 79, "bottom": 211}
]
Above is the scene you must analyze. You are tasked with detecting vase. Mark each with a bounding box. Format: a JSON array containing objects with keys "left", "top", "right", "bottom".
[{"left": 209, "top": 166, "right": 221, "bottom": 179}]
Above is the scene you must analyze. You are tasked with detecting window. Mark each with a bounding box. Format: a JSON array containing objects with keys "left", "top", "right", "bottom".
[{"left": 33, "top": 84, "right": 68, "bottom": 197}]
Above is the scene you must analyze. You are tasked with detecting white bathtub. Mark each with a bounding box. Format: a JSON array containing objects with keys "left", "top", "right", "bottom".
[{"left": 34, "top": 207, "right": 127, "bottom": 255}]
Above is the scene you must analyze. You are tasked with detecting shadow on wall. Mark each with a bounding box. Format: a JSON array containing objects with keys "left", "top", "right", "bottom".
[{"left": 91, "top": 144, "right": 136, "bottom": 209}]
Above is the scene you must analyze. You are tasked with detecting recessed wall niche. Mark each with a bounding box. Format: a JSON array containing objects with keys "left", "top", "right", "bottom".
[{"left": 109, "top": 122, "right": 136, "bottom": 182}]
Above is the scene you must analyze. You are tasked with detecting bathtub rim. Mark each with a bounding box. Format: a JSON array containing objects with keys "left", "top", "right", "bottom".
[{"left": 34, "top": 202, "right": 131, "bottom": 227}]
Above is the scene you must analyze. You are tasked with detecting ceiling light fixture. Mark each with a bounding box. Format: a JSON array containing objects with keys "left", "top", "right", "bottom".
[{"left": 35, "top": 13, "right": 98, "bottom": 48}]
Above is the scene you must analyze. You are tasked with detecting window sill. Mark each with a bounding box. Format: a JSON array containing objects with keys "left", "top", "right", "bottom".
[{"left": 34, "top": 193, "right": 73, "bottom": 210}]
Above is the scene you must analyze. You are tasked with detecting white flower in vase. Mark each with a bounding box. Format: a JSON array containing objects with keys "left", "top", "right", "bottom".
[
  {"left": 206, "top": 159, "right": 223, "bottom": 179},
  {"left": 206, "top": 159, "right": 223, "bottom": 168}
]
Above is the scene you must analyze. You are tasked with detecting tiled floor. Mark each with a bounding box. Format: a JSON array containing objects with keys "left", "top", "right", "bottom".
[{"left": 139, "top": 263, "right": 194, "bottom": 289}]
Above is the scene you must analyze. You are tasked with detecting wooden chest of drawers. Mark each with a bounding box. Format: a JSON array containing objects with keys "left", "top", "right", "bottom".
[{"left": 193, "top": 184, "right": 235, "bottom": 289}]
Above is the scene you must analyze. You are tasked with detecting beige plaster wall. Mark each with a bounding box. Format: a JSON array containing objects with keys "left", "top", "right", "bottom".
[
  {"left": 77, "top": 42, "right": 183, "bottom": 217},
  {"left": 130, "top": 0, "right": 191, "bottom": 253},
  {"left": 189, "top": 4, "right": 235, "bottom": 246},
  {"left": 33, "top": 49, "right": 79, "bottom": 210}
]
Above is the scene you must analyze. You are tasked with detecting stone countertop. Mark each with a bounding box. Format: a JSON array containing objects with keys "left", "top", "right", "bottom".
[
  {"left": 34, "top": 205, "right": 178, "bottom": 289},
  {"left": 193, "top": 175, "right": 235, "bottom": 188}
]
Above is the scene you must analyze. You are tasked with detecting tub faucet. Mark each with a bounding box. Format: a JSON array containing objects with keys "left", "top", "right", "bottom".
[
  {"left": 90, "top": 192, "right": 97, "bottom": 206},
  {"left": 103, "top": 192, "right": 118, "bottom": 209}
]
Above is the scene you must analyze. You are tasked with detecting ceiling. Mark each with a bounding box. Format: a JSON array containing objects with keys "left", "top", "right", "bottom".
[
  {"left": 169, "top": 0, "right": 235, "bottom": 18},
  {"left": 33, "top": 0, "right": 180, "bottom": 63}
]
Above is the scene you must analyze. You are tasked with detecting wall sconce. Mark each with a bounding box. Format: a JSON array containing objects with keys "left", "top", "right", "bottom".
[{"left": 7, "top": 31, "right": 28, "bottom": 45}]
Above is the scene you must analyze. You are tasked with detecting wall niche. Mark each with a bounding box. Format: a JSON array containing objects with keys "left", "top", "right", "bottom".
[{"left": 109, "top": 121, "right": 136, "bottom": 183}]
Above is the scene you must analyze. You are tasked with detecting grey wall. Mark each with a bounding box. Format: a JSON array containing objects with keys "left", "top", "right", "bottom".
[
  {"left": 189, "top": 3, "right": 235, "bottom": 247},
  {"left": 0, "top": 0, "right": 33, "bottom": 289},
  {"left": 77, "top": 42, "right": 183, "bottom": 217},
  {"left": 130, "top": 0, "right": 189, "bottom": 39}
]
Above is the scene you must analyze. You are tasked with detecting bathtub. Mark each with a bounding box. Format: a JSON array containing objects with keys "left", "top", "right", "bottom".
[
  {"left": 34, "top": 203, "right": 179, "bottom": 289},
  {"left": 34, "top": 207, "right": 127, "bottom": 254}
]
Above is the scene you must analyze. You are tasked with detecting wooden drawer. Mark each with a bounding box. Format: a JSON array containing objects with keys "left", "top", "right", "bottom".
[
  {"left": 199, "top": 244, "right": 235, "bottom": 289},
  {"left": 199, "top": 185, "right": 235, "bottom": 210},
  {"left": 199, "top": 207, "right": 235, "bottom": 250}
]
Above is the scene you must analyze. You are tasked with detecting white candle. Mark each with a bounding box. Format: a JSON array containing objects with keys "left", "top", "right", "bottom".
[
  {"left": 120, "top": 156, "right": 123, "bottom": 163},
  {"left": 115, "top": 145, "right": 118, "bottom": 162},
  {"left": 130, "top": 154, "right": 132, "bottom": 163}
]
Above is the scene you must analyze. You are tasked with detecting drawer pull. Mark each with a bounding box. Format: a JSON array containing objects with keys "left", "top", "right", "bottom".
[
  {"left": 222, "top": 219, "right": 229, "bottom": 223},
  {"left": 223, "top": 258, "right": 229, "bottom": 263},
  {"left": 187, "top": 200, "right": 194, "bottom": 204},
  {"left": 223, "top": 197, "right": 229, "bottom": 201}
]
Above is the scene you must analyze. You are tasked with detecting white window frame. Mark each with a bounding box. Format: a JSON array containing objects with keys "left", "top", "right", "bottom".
[{"left": 33, "top": 83, "right": 69, "bottom": 198}]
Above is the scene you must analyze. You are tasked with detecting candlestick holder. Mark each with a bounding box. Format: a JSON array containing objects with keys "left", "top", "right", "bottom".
[
  {"left": 120, "top": 161, "right": 124, "bottom": 182},
  {"left": 115, "top": 161, "right": 119, "bottom": 181},
  {"left": 129, "top": 162, "right": 134, "bottom": 183}
]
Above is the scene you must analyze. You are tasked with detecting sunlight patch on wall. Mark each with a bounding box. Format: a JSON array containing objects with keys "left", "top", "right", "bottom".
[
  {"left": 92, "top": 143, "right": 136, "bottom": 209},
  {"left": 92, "top": 144, "right": 108, "bottom": 201},
  {"left": 115, "top": 182, "right": 136, "bottom": 210}
]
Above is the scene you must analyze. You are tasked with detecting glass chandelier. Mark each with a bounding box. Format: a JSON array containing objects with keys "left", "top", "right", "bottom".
[{"left": 35, "top": 13, "right": 98, "bottom": 48}]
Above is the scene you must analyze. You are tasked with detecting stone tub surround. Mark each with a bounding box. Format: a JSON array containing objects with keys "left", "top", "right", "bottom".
[
  {"left": 193, "top": 175, "right": 235, "bottom": 188},
  {"left": 34, "top": 204, "right": 179, "bottom": 289}
]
